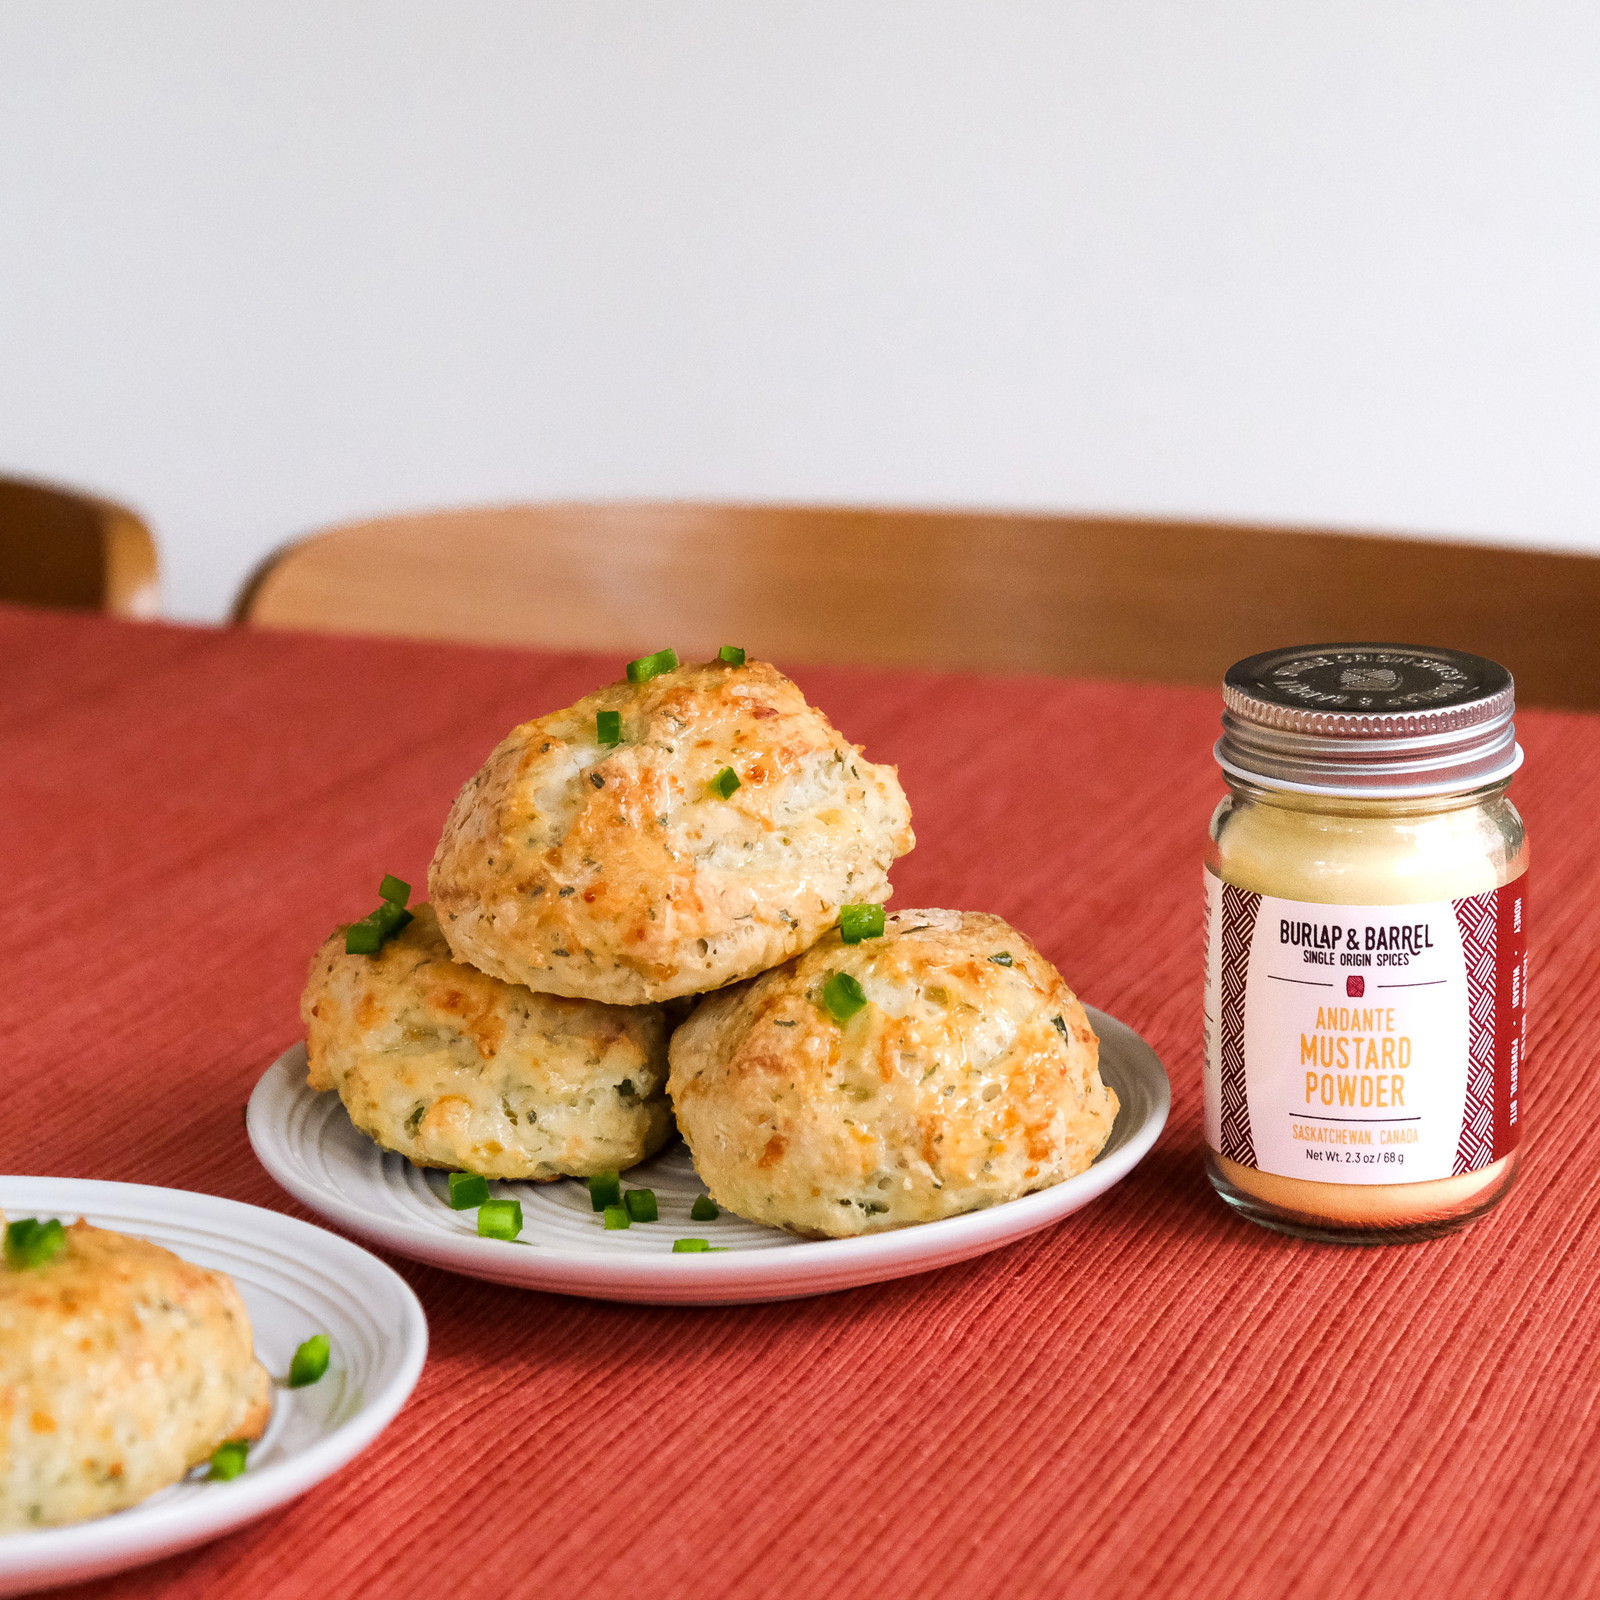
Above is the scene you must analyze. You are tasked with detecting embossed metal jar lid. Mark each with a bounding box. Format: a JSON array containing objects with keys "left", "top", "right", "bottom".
[{"left": 1216, "top": 643, "right": 1521, "bottom": 797}]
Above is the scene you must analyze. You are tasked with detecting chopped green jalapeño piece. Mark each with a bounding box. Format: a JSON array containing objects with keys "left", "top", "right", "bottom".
[
  {"left": 837, "top": 903, "right": 885, "bottom": 944},
  {"left": 709, "top": 766, "right": 741, "bottom": 799},
  {"left": 603, "top": 1204, "right": 630, "bottom": 1230},
  {"left": 378, "top": 874, "right": 410, "bottom": 906},
  {"left": 208, "top": 1440, "right": 250, "bottom": 1481},
  {"left": 821, "top": 971, "right": 868, "bottom": 1024},
  {"left": 1052, "top": 1014, "right": 1070, "bottom": 1039},
  {"left": 345, "top": 899, "right": 413, "bottom": 955},
  {"left": 989, "top": 952, "right": 1014, "bottom": 966},
  {"left": 287, "top": 1333, "right": 331, "bottom": 1388},
  {"left": 478, "top": 1199, "right": 523, "bottom": 1240},
  {"left": 596, "top": 709, "right": 622, "bottom": 746},
  {"left": 718, "top": 645, "right": 746, "bottom": 665},
  {"left": 588, "top": 1169, "right": 622, "bottom": 1211},
  {"left": 5, "top": 1218, "right": 66, "bottom": 1270},
  {"left": 672, "top": 1238, "right": 710, "bottom": 1253},
  {"left": 626, "top": 647, "right": 679, "bottom": 683},
  {"left": 690, "top": 1195, "right": 720, "bottom": 1222},
  {"left": 448, "top": 1172, "right": 490, "bottom": 1210},
  {"left": 624, "top": 1188, "right": 658, "bottom": 1223}
]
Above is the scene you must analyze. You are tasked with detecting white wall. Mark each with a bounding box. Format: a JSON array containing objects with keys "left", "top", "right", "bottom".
[{"left": 2, "top": 2, "right": 1598, "bottom": 622}]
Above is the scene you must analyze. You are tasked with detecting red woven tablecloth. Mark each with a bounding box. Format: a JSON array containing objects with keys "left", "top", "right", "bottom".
[{"left": 8, "top": 605, "right": 1600, "bottom": 1600}]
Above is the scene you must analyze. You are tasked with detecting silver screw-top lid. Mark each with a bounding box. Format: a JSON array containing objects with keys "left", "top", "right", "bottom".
[{"left": 1216, "top": 643, "right": 1521, "bottom": 797}]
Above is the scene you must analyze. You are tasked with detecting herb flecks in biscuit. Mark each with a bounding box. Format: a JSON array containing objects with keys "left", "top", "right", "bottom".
[{"left": 428, "top": 656, "right": 913, "bottom": 1005}]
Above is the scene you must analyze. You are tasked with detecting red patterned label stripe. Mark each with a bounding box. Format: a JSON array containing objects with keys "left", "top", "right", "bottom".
[
  {"left": 1218, "top": 882, "right": 1261, "bottom": 1166},
  {"left": 1451, "top": 876, "right": 1526, "bottom": 1174}
]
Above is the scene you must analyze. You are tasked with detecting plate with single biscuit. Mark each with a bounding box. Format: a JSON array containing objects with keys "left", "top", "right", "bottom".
[
  {"left": 247, "top": 1005, "right": 1168, "bottom": 1307},
  {"left": 0, "top": 1177, "right": 427, "bottom": 1597}
]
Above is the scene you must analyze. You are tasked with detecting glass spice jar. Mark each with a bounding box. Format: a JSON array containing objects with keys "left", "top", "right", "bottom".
[{"left": 1203, "top": 644, "right": 1528, "bottom": 1244}]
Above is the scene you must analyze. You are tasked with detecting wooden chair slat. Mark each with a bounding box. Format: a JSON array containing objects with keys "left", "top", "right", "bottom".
[
  {"left": 0, "top": 477, "right": 159, "bottom": 616},
  {"left": 236, "top": 503, "right": 1600, "bottom": 709}
]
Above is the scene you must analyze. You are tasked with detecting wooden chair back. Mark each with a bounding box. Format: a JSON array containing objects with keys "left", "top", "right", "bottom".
[
  {"left": 235, "top": 502, "right": 1600, "bottom": 709},
  {"left": 0, "top": 476, "right": 159, "bottom": 616}
]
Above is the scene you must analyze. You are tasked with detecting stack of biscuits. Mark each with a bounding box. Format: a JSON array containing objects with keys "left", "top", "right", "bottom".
[{"left": 302, "top": 651, "right": 1118, "bottom": 1237}]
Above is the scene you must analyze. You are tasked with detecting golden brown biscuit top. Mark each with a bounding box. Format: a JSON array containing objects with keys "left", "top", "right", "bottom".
[
  {"left": 428, "top": 657, "right": 913, "bottom": 997},
  {"left": 677, "top": 908, "right": 1095, "bottom": 1097},
  {"left": 0, "top": 1221, "right": 250, "bottom": 1342},
  {"left": 301, "top": 903, "right": 660, "bottom": 1077},
  {"left": 666, "top": 908, "right": 1115, "bottom": 1236}
]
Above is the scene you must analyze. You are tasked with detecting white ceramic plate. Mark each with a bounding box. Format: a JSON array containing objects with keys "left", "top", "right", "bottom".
[
  {"left": 248, "top": 1006, "right": 1168, "bottom": 1306},
  {"left": 0, "top": 1177, "right": 427, "bottom": 1598}
]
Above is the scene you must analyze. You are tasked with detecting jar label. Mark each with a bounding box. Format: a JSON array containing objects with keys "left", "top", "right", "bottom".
[{"left": 1203, "top": 872, "right": 1526, "bottom": 1184}]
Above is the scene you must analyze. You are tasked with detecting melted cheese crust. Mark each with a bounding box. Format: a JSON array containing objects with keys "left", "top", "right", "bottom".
[
  {"left": 668, "top": 909, "right": 1118, "bottom": 1236},
  {"left": 0, "top": 1223, "right": 270, "bottom": 1530},
  {"left": 302, "top": 903, "right": 672, "bottom": 1178},
  {"left": 429, "top": 658, "right": 913, "bottom": 1004}
]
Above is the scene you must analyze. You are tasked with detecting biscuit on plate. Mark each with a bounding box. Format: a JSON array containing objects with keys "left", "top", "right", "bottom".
[
  {"left": 0, "top": 1220, "right": 270, "bottom": 1530},
  {"left": 667, "top": 909, "right": 1119, "bottom": 1237},
  {"left": 302, "top": 902, "right": 672, "bottom": 1178},
  {"left": 428, "top": 655, "right": 913, "bottom": 1004}
]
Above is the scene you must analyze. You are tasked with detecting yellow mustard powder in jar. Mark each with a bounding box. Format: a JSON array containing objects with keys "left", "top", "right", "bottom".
[{"left": 1204, "top": 644, "right": 1528, "bottom": 1243}]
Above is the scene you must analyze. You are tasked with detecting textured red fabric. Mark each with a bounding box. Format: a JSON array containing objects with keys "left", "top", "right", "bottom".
[{"left": 6, "top": 604, "right": 1600, "bottom": 1600}]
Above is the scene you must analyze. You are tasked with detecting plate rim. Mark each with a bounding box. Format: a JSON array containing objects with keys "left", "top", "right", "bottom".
[
  {"left": 0, "top": 1175, "right": 429, "bottom": 1589},
  {"left": 247, "top": 1004, "right": 1170, "bottom": 1300}
]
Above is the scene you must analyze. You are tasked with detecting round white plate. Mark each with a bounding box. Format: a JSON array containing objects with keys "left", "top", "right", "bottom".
[
  {"left": 248, "top": 1006, "right": 1168, "bottom": 1306},
  {"left": 0, "top": 1177, "right": 427, "bottom": 1598}
]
